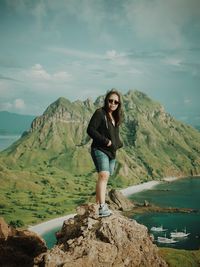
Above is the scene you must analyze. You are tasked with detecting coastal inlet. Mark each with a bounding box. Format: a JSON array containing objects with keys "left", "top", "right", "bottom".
[{"left": 131, "top": 177, "right": 200, "bottom": 250}]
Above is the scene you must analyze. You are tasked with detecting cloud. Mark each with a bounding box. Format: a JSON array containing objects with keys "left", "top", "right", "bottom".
[
  {"left": 184, "top": 62, "right": 200, "bottom": 77},
  {"left": 0, "top": 73, "right": 21, "bottom": 82},
  {"left": 127, "top": 68, "right": 143, "bottom": 75},
  {"left": 106, "top": 50, "right": 120, "bottom": 60},
  {"left": 14, "top": 98, "right": 25, "bottom": 109},
  {"left": 0, "top": 80, "right": 14, "bottom": 97},
  {"left": 124, "top": 0, "right": 200, "bottom": 48},
  {"left": 50, "top": 46, "right": 135, "bottom": 68},
  {"left": 66, "top": 0, "right": 106, "bottom": 28},
  {"left": 53, "top": 71, "right": 72, "bottom": 81},
  {"left": 163, "top": 57, "right": 182, "bottom": 67},
  {"left": 31, "top": 0, "right": 47, "bottom": 31},
  {"left": 24, "top": 64, "right": 72, "bottom": 83},
  {"left": 106, "top": 50, "right": 126, "bottom": 60},
  {"left": 0, "top": 102, "right": 12, "bottom": 110},
  {"left": 29, "top": 64, "right": 51, "bottom": 81},
  {"left": 3, "top": 0, "right": 122, "bottom": 49},
  {"left": 104, "top": 72, "right": 118, "bottom": 79},
  {"left": 184, "top": 98, "right": 192, "bottom": 105},
  {"left": 105, "top": 50, "right": 130, "bottom": 66},
  {"left": 5, "top": 0, "right": 200, "bottom": 48},
  {"left": 0, "top": 98, "right": 25, "bottom": 111},
  {"left": 49, "top": 46, "right": 103, "bottom": 60},
  {"left": 162, "top": 55, "right": 200, "bottom": 77},
  {"left": 4, "top": 0, "right": 114, "bottom": 44}
]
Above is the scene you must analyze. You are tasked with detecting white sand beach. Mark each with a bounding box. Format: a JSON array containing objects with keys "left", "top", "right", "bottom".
[
  {"left": 28, "top": 180, "right": 164, "bottom": 236},
  {"left": 162, "top": 176, "right": 182, "bottom": 182},
  {"left": 120, "top": 176, "right": 181, "bottom": 198},
  {"left": 28, "top": 214, "right": 76, "bottom": 235},
  {"left": 120, "top": 180, "right": 160, "bottom": 197}
]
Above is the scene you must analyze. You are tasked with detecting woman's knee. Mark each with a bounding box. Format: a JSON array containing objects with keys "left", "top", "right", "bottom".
[{"left": 98, "top": 171, "right": 109, "bottom": 181}]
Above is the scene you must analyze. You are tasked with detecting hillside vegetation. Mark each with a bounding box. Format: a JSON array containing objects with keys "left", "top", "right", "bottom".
[
  {"left": 0, "top": 90, "right": 200, "bottom": 226},
  {"left": 159, "top": 248, "right": 200, "bottom": 267}
]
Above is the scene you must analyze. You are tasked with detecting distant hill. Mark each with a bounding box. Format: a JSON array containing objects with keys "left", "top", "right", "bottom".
[
  {"left": 0, "top": 111, "right": 35, "bottom": 134},
  {"left": 0, "top": 90, "right": 200, "bottom": 226}
]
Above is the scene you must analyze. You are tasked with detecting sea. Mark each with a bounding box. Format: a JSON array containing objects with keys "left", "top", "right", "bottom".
[
  {"left": 129, "top": 177, "right": 200, "bottom": 250},
  {"left": 0, "top": 135, "right": 20, "bottom": 151}
]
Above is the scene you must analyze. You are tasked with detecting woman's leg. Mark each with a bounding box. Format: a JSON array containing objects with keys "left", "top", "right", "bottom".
[
  {"left": 90, "top": 148, "right": 112, "bottom": 208},
  {"left": 96, "top": 159, "right": 116, "bottom": 203},
  {"left": 96, "top": 171, "right": 110, "bottom": 204}
]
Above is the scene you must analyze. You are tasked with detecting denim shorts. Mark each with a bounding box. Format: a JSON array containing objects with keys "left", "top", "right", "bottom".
[{"left": 91, "top": 148, "right": 116, "bottom": 175}]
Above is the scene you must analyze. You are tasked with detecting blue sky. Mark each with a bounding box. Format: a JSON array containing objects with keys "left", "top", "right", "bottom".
[{"left": 0, "top": 0, "right": 200, "bottom": 125}]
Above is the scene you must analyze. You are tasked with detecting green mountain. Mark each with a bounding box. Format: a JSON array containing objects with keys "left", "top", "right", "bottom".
[
  {"left": 0, "top": 90, "right": 200, "bottom": 226},
  {"left": 0, "top": 111, "right": 35, "bottom": 134}
]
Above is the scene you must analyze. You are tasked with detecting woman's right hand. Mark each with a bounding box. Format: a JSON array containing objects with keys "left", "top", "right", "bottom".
[{"left": 107, "top": 140, "right": 112, "bottom": 147}]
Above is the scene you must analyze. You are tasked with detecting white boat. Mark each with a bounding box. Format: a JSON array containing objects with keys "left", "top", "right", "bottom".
[
  {"left": 170, "top": 228, "right": 190, "bottom": 238},
  {"left": 157, "top": 236, "right": 178, "bottom": 244},
  {"left": 150, "top": 225, "right": 167, "bottom": 232}
]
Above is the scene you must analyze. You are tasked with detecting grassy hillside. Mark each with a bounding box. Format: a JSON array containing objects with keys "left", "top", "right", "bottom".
[
  {"left": 159, "top": 248, "right": 200, "bottom": 267},
  {"left": 0, "top": 90, "right": 200, "bottom": 226}
]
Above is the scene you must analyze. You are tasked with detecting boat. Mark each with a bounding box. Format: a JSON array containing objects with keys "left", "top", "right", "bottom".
[
  {"left": 157, "top": 236, "right": 178, "bottom": 244},
  {"left": 170, "top": 228, "right": 190, "bottom": 238},
  {"left": 150, "top": 225, "right": 167, "bottom": 232}
]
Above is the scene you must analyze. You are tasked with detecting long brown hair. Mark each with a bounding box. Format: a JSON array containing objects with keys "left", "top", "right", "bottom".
[{"left": 103, "top": 89, "right": 123, "bottom": 126}]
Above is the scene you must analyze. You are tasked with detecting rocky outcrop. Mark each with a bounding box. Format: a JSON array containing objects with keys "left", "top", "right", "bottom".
[
  {"left": 0, "top": 217, "right": 47, "bottom": 267},
  {"left": 35, "top": 204, "right": 167, "bottom": 267},
  {"left": 106, "top": 189, "right": 135, "bottom": 211}
]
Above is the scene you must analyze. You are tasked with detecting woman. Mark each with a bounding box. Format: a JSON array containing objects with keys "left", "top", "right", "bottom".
[{"left": 87, "top": 89, "right": 123, "bottom": 217}]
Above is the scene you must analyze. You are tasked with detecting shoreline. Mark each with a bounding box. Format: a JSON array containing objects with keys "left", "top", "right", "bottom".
[
  {"left": 28, "top": 176, "right": 181, "bottom": 236},
  {"left": 28, "top": 214, "right": 76, "bottom": 235},
  {"left": 120, "top": 180, "right": 160, "bottom": 197}
]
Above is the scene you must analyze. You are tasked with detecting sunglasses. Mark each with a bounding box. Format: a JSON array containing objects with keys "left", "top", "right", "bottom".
[{"left": 108, "top": 99, "right": 120, "bottom": 105}]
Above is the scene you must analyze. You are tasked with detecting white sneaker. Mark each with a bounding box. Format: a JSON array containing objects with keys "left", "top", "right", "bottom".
[{"left": 99, "top": 203, "right": 112, "bottom": 217}]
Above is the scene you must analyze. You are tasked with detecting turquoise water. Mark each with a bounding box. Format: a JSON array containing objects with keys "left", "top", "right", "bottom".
[
  {"left": 0, "top": 135, "right": 20, "bottom": 151},
  {"left": 42, "top": 226, "right": 61, "bottom": 249},
  {"left": 129, "top": 177, "right": 200, "bottom": 209},
  {"left": 130, "top": 177, "right": 200, "bottom": 250}
]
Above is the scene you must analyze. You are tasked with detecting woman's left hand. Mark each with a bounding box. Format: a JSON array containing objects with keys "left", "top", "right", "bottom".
[{"left": 107, "top": 140, "right": 112, "bottom": 147}]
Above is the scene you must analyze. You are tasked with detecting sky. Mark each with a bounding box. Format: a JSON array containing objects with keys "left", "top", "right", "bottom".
[{"left": 0, "top": 0, "right": 200, "bottom": 126}]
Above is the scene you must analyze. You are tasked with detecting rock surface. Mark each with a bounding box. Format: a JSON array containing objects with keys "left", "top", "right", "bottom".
[
  {"left": 106, "top": 189, "right": 135, "bottom": 211},
  {"left": 0, "top": 217, "right": 47, "bottom": 267},
  {"left": 35, "top": 204, "right": 168, "bottom": 267}
]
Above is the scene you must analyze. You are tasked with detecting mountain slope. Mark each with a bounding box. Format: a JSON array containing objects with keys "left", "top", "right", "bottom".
[
  {"left": 120, "top": 91, "right": 200, "bottom": 181},
  {"left": 0, "top": 90, "right": 200, "bottom": 225}
]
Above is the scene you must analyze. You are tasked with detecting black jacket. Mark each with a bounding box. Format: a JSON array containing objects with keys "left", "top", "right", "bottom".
[{"left": 87, "top": 107, "right": 123, "bottom": 159}]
